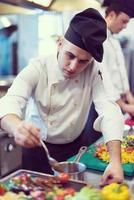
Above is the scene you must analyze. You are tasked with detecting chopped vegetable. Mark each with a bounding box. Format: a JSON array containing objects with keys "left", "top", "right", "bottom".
[{"left": 95, "top": 135, "right": 134, "bottom": 164}]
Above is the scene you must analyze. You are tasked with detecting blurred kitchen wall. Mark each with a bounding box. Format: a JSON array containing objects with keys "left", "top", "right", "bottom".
[
  {"left": 0, "top": 13, "right": 38, "bottom": 75},
  {"left": 0, "top": 15, "right": 18, "bottom": 75},
  {"left": 17, "top": 14, "right": 38, "bottom": 71}
]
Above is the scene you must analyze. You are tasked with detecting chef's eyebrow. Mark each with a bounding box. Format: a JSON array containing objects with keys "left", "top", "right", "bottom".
[
  {"left": 66, "top": 51, "right": 75, "bottom": 59},
  {"left": 66, "top": 51, "right": 90, "bottom": 62}
]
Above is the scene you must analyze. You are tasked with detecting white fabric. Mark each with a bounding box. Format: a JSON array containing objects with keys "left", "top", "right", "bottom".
[
  {"left": 101, "top": 29, "right": 129, "bottom": 100},
  {"left": 0, "top": 53, "right": 124, "bottom": 144}
]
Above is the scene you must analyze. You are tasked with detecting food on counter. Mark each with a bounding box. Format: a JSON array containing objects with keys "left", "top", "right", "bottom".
[
  {"left": 0, "top": 172, "right": 133, "bottom": 200},
  {"left": 0, "top": 184, "right": 132, "bottom": 200},
  {"left": 94, "top": 135, "right": 134, "bottom": 164},
  {"left": 65, "top": 186, "right": 103, "bottom": 200},
  {"left": 0, "top": 172, "right": 75, "bottom": 200},
  {"left": 123, "top": 135, "right": 134, "bottom": 147},
  {"left": 0, "top": 184, "right": 8, "bottom": 196},
  {"left": 101, "top": 183, "right": 131, "bottom": 200},
  {"left": 58, "top": 173, "right": 70, "bottom": 184},
  {"left": 45, "top": 186, "right": 76, "bottom": 200},
  {"left": 8, "top": 173, "right": 67, "bottom": 195}
]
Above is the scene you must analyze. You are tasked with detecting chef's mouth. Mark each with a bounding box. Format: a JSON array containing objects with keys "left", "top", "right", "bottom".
[
  {"left": 64, "top": 69, "right": 76, "bottom": 75},
  {"left": 63, "top": 71, "right": 77, "bottom": 78}
]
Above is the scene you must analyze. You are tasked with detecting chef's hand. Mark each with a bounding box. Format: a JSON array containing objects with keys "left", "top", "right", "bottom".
[
  {"left": 117, "top": 98, "right": 134, "bottom": 116},
  {"left": 13, "top": 120, "right": 41, "bottom": 148},
  {"left": 125, "top": 90, "right": 134, "bottom": 105},
  {"left": 123, "top": 104, "right": 134, "bottom": 117},
  {"left": 1, "top": 114, "right": 41, "bottom": 147},
  {"left": 100, "top": 161, "right": 124, "bottom": 186}
]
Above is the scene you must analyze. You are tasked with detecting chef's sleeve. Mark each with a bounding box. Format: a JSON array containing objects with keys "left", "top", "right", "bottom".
[
  {"left": 0, "top": 58, "right": 41, "bottom": 120},
  {"left": 92, "top": 68, "right": 124, "bottom": 143}
]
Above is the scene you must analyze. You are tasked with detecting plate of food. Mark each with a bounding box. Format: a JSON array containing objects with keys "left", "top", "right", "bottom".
[{"left": 0, "top": 169, "right": 133, "bottom": 200}]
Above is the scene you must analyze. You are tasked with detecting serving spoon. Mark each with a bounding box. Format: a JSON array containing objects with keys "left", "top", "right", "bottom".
[
  {"left": 40, "top": 139, "right": 63, "bottom": 171},
  {"left": 40, "top": 139, "right": 87, "bottom": 173}
]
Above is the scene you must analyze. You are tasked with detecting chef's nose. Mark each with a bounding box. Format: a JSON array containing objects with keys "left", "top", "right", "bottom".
[{"left": 69, "top": 59, "right": 78, "bottom": 72}]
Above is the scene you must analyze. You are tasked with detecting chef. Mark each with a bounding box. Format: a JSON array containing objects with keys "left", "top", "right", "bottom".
[
  {"left": 0, "top": 8, "right": 124, "bottom": 186},
  {"left": 101, "top": 0, "right": 134, "bottom": 116}
]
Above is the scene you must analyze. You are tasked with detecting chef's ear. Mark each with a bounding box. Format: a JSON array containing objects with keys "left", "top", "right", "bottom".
[
  {"left": 57, "top": 36, "right": 64, "bottom": 48},
  {"left": 108, "top": 10, "right": 117, "bottom": 19}
]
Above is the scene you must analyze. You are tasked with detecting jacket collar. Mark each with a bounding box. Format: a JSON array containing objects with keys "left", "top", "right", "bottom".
[{"left": 46, "top": 53, "right": 65, "bottom": 85}]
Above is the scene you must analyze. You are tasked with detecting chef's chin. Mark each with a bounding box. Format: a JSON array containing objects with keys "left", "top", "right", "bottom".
[{"left": 64, "top": 73, "right": 76, "bottom": 79}]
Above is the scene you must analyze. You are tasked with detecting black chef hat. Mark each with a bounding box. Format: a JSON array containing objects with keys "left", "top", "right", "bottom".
[
  {"left": 64, "top": 8, "right": 107, "bottom": 62},
  {"left": 102, "top": 0, "right": 134, "bottom": 18},
  {"left": 102, "top": 0, "right": 113, "bottom": 7}
]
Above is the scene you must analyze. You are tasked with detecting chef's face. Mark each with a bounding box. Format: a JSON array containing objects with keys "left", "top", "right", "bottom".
[
  {"left": 107, "top": 11, "right": 130, "bottom": 33},
  {"left": 57, "top": 39, "right": 93, "bottom": 79}
]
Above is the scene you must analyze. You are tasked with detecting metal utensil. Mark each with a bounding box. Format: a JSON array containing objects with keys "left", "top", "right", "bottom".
[
  {"left": 74, "top": 146, "right": 88, "bottom": 162},
  {"left": 40, "top": 139, "right": 62, "bottom": 171},
  {"left": 53, "top": 146, "right": 88, "bottom": 180}
]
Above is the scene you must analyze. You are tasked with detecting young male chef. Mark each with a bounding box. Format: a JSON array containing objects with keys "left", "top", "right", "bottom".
[
  {"left": 0, "top": 8, "right": 124, "bottom": 186},
  {"left": 101, "top": 0, "right": 134, "bottom": 116}
]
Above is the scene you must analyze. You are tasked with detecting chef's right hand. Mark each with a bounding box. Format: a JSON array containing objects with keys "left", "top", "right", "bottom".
[
  {"left": 123, "top": 104, "right": 134, "bottom": 117},
  {"left": 13, "top": 120, "right": 41, "bottom": 148}
]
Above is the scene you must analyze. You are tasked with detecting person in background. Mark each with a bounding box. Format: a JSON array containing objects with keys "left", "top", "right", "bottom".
[
  {"left": 0, "top": 8, "right": 124, "bottom": 186},
  {"left": 101, "top": 0, "right": 134, "bottom": 117}
]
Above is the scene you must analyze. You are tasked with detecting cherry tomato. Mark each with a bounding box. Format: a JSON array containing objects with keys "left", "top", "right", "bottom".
[
  {"left": 21, "top": 174, "right": 31, "bottom": 183},
  {"left": 0, "top": 184, "right": 7, "bottom": 195},
  {"left": 58, "top": 173, "right": 69, "bottom": 183}
]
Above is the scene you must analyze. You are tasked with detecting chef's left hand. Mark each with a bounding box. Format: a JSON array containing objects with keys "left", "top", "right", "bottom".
[{"left": 100, "top": 161, "right": 124, "bottom": 186}]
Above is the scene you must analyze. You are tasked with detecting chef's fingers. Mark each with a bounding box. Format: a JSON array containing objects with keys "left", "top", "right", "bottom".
[
  {"left": 23, "top": 127, "right": 40, "bottom": 145},
  {"left": 15, "top": 128, "right": 39, "bottom": 147},
  {"left": 15, "top": 135, "right": 39, "bottom": 147},
  {"left": 100, "top": 175, "right": 108, "bottom": 186},
  {"left": 100, "top": 171, "right": 113, "bottom": 186},
  {"left": 100, "top": 174, "right": 122, "bottom": 186},
  {"left": 21, "top": 122, "right": 41, "bottom": 140},
  {"left": 15, "top": 126, "right": 40, "bottom": 147}
]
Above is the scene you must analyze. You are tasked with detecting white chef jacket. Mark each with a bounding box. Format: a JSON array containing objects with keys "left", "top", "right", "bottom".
[
  {"left": 102, "top": 29, "right": 129, "bottom": 100},
  {"left": 0, "top": 53, "right": 124, "bottom": 144}
]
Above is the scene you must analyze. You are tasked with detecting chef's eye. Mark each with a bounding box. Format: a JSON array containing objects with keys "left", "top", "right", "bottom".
[
  {"left": 66, "top": 52, "right": 75, "bottom": 60},
  {"left": 79, "top": 60, "right": 87, "bottom": 64}
]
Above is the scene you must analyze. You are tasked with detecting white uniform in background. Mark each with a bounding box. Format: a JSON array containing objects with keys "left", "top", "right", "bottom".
[
  {"left": 101, "top": 29, "right": 129, "bottom": 100},
  {"left": 0, "top": 53, "right": 124, "bottom": 144}
]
